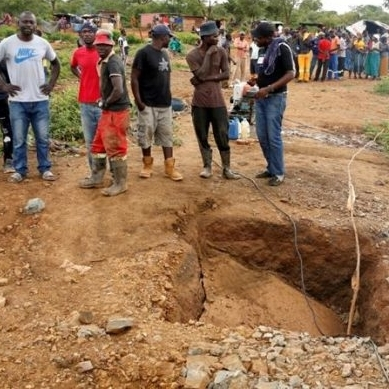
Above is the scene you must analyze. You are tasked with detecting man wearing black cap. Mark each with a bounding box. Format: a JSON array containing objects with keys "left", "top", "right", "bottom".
[
  {"left": 252, "top": 22, "right": 295, "bottom": 186},
  {"left": 131, "top": 24, "right": 183, "bottom": 181},
  {"left": 186, "top": 20, "right": 240, "bottom": 180},
  {"left": 70, "top": 22, "right": 101, "bottom": 173}
]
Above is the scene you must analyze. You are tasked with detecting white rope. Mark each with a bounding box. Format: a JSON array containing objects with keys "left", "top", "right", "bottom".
[{"left": 346, "top": 127, "right": 387, "bottom": 335}]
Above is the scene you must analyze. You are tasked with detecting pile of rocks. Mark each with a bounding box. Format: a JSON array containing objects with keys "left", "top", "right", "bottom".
[{"left": 182, "top": 325, "right": 389, "bottom": 389}]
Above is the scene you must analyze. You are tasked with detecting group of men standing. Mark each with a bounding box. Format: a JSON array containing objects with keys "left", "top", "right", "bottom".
[
  {"left": 0, "top": 12, "right": 295, "bottom": 194},
  {"left": 0, "top": 12, "right": 183, "bottom": 196},
  {"left": 186, "top": 21, "right": 295, "bottom": 186}
]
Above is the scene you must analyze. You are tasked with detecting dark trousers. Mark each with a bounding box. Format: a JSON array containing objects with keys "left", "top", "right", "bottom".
[
  {"left": 191, "top": 106, "right": 230, "bottom": 154},
  {"left": 250, "top": 59, "right": 257, "bottom": 75},
  {"left": 0, "top": 97, "right": 13, "bottom": 162},
  {"left": 314, "top": 59, "right": 329, "bottom": 81},
  {"left": 338, "top": 56, "right": 345, "bottom": 77}
]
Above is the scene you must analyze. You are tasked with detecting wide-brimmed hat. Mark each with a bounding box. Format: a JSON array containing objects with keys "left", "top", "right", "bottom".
[
  {"left": 199, "top": 21, "right": 219, "bottom": 37},
  {"left": 152, "top": 24, "right": 174, "bottom": 37},
  {"left": 251, "top": 22, "right": 275, "bottom": 39},
  {"left": 94, "top": 29, "right": 114, "bottom": 45}
]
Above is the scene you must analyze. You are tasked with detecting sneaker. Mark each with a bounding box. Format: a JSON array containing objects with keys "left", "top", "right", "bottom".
[
  {"left": 268, "top": 176, "right": 284, "bottom": 186},
  {"left": 8, "top": 172, "right": 23, "bottom": 183},
  {"left": 3, "top": 159, "right": 15, "bottom": 174},
  {"left": 255, "top": 170, "right": 272, "bottom": 179},
  {"left": 42, "top": 171, "right": 56, "bottom": 181}
]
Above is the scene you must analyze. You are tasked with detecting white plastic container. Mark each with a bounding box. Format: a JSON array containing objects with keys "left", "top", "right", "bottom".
[
  {"left": 240, "top": 118, "right": 250, "bottom": 139},
  {"left": 232, "top": 81, "right": 243, "bottom": 102},
  {"left": 237, "top": 119, "right": 242, "bottom": 138}
]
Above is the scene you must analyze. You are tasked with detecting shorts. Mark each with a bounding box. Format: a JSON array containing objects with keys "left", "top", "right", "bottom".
[{"left": 137, "top": 106, "right": 173, "bottom": 149}]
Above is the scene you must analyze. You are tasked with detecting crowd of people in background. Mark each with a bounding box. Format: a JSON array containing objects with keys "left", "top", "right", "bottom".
[
  {"left": 1, "top": 12, "right": 389, "bottom": 190},
  {"left": 281, "top": 26, "right": 389, "bottom": 81},
  {"left": 245, "top": 25, "right": 389, "bottom": 83}
]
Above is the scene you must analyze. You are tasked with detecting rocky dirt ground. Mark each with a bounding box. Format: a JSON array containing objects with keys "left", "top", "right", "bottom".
[{"left": 0, "top": 64, "right": 389, "bottom": 388}]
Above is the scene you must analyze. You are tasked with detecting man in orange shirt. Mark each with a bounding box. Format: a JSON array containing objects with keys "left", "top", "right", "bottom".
[
  {"left": 328, "top": 30, "right": 340, "bottom": 80},
  {"left": 232, "top": 31, "right": 249, "bottom": 81}
]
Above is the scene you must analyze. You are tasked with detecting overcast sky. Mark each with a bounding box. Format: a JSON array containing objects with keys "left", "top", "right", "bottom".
[{"left": 321, "top": 0, "right": 386, "bottom": 14}]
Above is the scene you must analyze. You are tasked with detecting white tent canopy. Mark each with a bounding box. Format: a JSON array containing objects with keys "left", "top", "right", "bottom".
[{"left": 346, "top": 20, "right": 389, "bottom": 36}]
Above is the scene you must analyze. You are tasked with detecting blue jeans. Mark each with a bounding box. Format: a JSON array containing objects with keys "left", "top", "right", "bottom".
[
  {"left": 328, "top": 54, "right": 339, "bottom": 79},
  {"left": 255, "top": 93, "right": 287, "bottom": 177},
  {"left": 9, "top": 101, "right": 51, "bottom": 176},
  {"left": 80, "top": 103, "right": 101, "bottom": 169}
]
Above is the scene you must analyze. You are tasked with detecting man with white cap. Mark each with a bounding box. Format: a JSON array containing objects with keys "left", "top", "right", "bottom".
[
  {"left": 79, "top": 29, "right": 131, "bottom": 196},
  {"left": 186, "top": 20, "right": 240, "bottom": 180}
]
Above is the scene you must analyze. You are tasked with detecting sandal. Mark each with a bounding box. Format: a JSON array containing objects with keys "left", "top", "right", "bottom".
[
  {"left": 42, "top": 171, "right": 56, "bottom": 181},
  {"left": 8, "top": 172, "right": 23, "bottom": 183}
]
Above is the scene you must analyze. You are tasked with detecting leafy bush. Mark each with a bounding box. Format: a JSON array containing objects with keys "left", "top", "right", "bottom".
[
  {"left": 0, "top": 25, "right": 16, "bottom": 39},
  {"left": 126, "top": 34, "right": 143, "bottom": 44},
  {"left": 46, "top": 31, "right": 77, "bottom": 43},
  {"left": 50, "top": 85, "right": 83, "bottom": 142},
  {"left": 176, "top": 32, "right": 200, "bottom": 46},
  {"left": 55, "top": 46, "right": 75, "bottom": 81},
  {"left": 113, "top": 30, "right": 142, "bottom": 45},
  {"left": 112, "top": 30, "right": 120, "bottom": 43}
]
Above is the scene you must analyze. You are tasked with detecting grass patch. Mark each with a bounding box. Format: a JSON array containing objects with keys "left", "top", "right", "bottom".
[
  {"left": 363, "top": 122, "right": 389, "bottom": 152},
  {"left": 50, "top": 85, "right": 83, "bottom": 142},
  {"left": 373, "top": 77, "right": 389, "bottom": 95}
]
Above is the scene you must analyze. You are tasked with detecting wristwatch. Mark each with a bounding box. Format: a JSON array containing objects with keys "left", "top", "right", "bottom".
[{"left": 98, "top": 100, "right": 107, "bottom": 109}]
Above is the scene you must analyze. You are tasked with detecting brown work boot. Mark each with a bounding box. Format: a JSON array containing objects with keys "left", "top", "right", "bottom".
[
  {"left": 164, "top": 158, "right": 183, "bottom": 181},
  {"left": 139, "top": 156, "right": 153, "bottom": 178}
]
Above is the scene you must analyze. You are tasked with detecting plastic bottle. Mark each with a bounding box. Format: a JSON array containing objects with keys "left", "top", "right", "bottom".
[
  {"left": 240, "top": 118, "right": 250, "bottom": 139},
  {"left": 228, "top": 118, "right": 239, "bottom": 140},
  {"left": 232, "top": 81, "right": 242, "bottom": 102}
]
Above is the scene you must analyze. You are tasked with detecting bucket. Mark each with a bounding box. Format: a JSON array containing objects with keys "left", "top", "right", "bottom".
[
  {"left": 172, "top": 97, "right": 186, "bottom": 112},
  {"left": 228, "top": 118, "right": 239, "bottom": 140}
]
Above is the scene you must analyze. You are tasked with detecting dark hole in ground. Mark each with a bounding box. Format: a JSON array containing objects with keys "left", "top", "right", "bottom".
[{"left": 167, "top": 215, "right": 387, "bottom": 342}]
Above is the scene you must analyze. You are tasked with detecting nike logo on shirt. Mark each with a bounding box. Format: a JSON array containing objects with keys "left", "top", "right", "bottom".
[{"left": 14, "top": 48, "right": 38, "bottom": 64}]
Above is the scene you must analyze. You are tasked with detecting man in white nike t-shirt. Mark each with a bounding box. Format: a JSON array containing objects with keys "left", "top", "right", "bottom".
[{"left": 0, "top": 11, "right": 60, "bottom": 183}]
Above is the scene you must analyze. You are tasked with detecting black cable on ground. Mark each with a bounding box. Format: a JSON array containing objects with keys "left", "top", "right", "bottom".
[{"left": 214, "top": 161, "right": 326, "bottom": 336}]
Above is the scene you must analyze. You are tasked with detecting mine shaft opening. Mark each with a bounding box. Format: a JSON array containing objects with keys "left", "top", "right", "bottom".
[{"left": 167, "top": 216, "right": 383, "bottom": 340}]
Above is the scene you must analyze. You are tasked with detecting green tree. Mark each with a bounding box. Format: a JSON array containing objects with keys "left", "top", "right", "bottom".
[
  {"left": 1, "top": 0, "right": 51, "bottom": 18},
  {"left": 264, "top": 0, "right": 302, "bottom": 25},
  {"left": 299, "top": 0, "right": 322, "bottom": 13}
]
